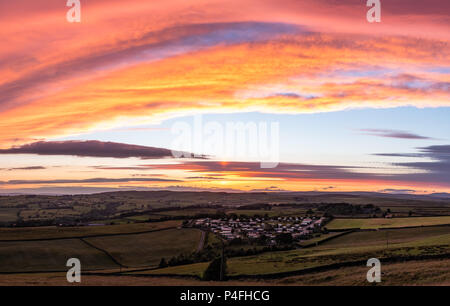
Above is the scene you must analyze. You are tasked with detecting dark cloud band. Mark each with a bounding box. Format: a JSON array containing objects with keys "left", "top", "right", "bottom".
[{"left": 0, "top": 140, "right": 196, "bottom": 159}]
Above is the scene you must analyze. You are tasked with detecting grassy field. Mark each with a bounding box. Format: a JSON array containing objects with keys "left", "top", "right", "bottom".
[
  {"left": 327, "top": 216, "right": 450, "bottom": 230},
  {"left": 0, "top": 208, "right": 19, "bottom": 222},
  {"left": 0, "top": 239, "right": 117, "bottom": 273},
  {"left": 154, "top": 209, "right": 220, "bottom": 217},
  {"left": 0, "top": 220, "right": 181, "bottom": 241},
  {"left": 227, "top": 209, "right": 294, "bottom": 218},
  {"left": 0, "top": 258, "right": 448, "bottom": 285},
  {"left": 143, "top": 226, "right": 450, "bottom": 277},
  {"left": 0, "top": 225, "right": 200, "bottom": 272},
  {"left": 0, "top": 272, "right": 261, "bottom": 286},
  {"left": 2, "top": 191, "right": 449, "bottom": 224},
  {"left": 1, "top": 190, "right": 449, "bottom": 285},
  {"left": 84, "top": 228, "right": 202, "bottom": 267},
  {"left": 316, "top": 226, "right": 450, "bottom": 249},
  {"left": 298, "top": 232, "right": 348, "bottom": 247},
  {"left": 273, "top": 258, "right": 450, "bottom": 286},
  {"left": 205, "top": 232, "right": 222, "bottom": 248}
]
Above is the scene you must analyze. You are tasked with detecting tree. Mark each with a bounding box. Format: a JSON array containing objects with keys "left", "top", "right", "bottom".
[
  {"left": 275, "top": 233, "right": 293, "bottom": 245},
  {"left": 159, "top": 258, "right": 168, "bottom": 268},
  {"left": 228, "top": 213, "right": 238, "bottom": 220},
  {"left": 202, "top": 256, "right": 227, "bottom": 281},
  {"left": 256, "top": 234, "right": 269, "bottom": 245},
  {"left": 229, "top": 237, "right": 243, "bottom": 246}
]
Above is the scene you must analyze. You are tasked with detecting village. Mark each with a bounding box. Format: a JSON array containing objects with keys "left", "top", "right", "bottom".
[{"left": 193, "top": 215, "right": 327, "bottom": 244}]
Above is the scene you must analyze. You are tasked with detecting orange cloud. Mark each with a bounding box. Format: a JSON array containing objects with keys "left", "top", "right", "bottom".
[{"left": 0, "top": 1, "right": 449, "bottom": 147}]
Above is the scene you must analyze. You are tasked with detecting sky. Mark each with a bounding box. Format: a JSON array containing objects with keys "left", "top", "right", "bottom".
[{"left": 0, "top": 0, "right": 449, "bottom": 194}]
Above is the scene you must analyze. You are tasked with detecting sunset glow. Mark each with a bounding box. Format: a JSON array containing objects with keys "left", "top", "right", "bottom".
[{"left": 0, "top": 0, "right": 449, "bottom": 194}]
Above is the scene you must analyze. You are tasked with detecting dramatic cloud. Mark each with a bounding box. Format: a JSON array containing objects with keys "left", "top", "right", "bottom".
[
  {"left": 0, "top": 186, "right": 191, "bottom": 195},
  {"left": 375, "top": 145, "right": 450, "bottom": 160},
  {"left": 359, "top": 129, "right": 436, "bottom": 140},
  {"left": 376, "top": 145, "right": 450, "bottom": 184},
  {"left": 1, "top": 1, "right": 449, "bottom": 193},
  {"left": 142, "top": 161, "right": 378, "bottom": 180},
  {"left": 1, "top": 166, "right": 46, "bottom": 171},
  {"left": 140, "top": 154, "right": 450, "bottom": 187},
  {"left": 1, "top": 154, "right": 448, "bottom": 191},
  {"left": 186, "top": 176, "right": 223, "bottom": 180},
  {"left": 0, "top": 140, "right": 199, "bottom": 159},
  {"left": 380, "top": 188, "right": 416, "bottom": 194},
  {"left": 392, "top": 145, "right": 450, "bottom": 172},
  {"left": 93, "top": 166, "right": 163, "bottom": 171},
  {"left": 0, "top": 177, "right": 181, "bottom": 185},
  {"left": 0, "top": 1, "right": 449, "bottom": 146}
]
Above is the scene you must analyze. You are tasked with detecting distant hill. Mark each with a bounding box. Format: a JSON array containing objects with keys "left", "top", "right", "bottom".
[{"left": 429, "top": 193, "right": 450, "bottom": 199}]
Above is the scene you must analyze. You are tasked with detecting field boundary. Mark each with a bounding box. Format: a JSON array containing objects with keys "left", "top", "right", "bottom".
[
  {"left": 0, "top": 226, "right": 178, "bottom": 242},
  {"left": 79, "top": 238, "right": 127, "bottom": 268},
  {"left": 227, "top": 253, "right": 450, "bottom": 280},
  {"left": 300, "top": 230, "right": 354, "bottom": 248},
  {"left": 196, "top": 230, "right": 206, "bottom": 252},
  {"left": 124, "top": 253, "right": 450, "bottom": 280},
  {"left": 328, "top": 223, "right": 450, "bottom": 232},
  {"left": 379, "top": 223, "right": 450, "bottom": 231}
]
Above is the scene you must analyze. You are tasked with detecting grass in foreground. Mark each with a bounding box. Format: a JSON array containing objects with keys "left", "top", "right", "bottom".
[
  {"left": 2, "top": 258, "right": 447, "bottom": 286},
  {"left": 143, "top": 226, "right": 450, "bottom": 277},
  {"left": 273, "top": 258, "right": 450, "bottom": 286}
]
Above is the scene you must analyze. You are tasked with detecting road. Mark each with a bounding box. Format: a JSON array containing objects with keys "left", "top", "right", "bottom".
[{"left": 197, "top": 230, "right": 206, "bottom": 252}]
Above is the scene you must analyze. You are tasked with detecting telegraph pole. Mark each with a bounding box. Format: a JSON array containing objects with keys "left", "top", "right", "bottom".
[
  {"left": 386, "top": 231, "right": 389, "bottom": 249},
  {"left": 220, "top": 239, "right": 225, "bottom": 281}
]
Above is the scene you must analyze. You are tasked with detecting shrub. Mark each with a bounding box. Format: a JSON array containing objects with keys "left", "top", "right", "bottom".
[
  {"left": 202, "top": 256, "right": 227, "bottom": 281},
  {"left": 159, "top": 258, "right": 168, "bottom": 268}
]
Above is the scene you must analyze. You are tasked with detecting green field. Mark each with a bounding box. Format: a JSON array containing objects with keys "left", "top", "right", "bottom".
[
  {"left": 0, "top": 220, "right": 181, "bottom": 241},
  {"left": 298, "top": 232, "right": 347, "bottom": 247},
  {"left": 327, "top": 216, "right": 450, "bottom": 230},
  {"left": 154, "top": 209, "right": 220, "bottom": 217},
  {"left": 271, "top": 258, "right": 450, "bottom": 286},
  {"left": 1, "top": 258, "right": 448, "bottom": 286},
  {"left": 0, "top": 239, "right": 117, "bottom": 273},
  {"left": 85, "top": 228, "right": 202, "bottom": 268},
  {"left": 317, "top": 226, "right": 450, "bottom": 249},
  {"left": 1, "top": 191, "right": 449, "bottom": 226},
  {"left": 0, "top": 208, "right": 19, "bottom": 222},
  {"left": 142, "top": 226, "right": 450, "bottom": 277},
  {"left": 0, "top": 225, "right": 201, "bottom": 272},
  {"left": 1, "top": 191, "right": 449, "bottom": 285},
  {"left": 205, "top": 232, "right": 222, "bottom": 248}
]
